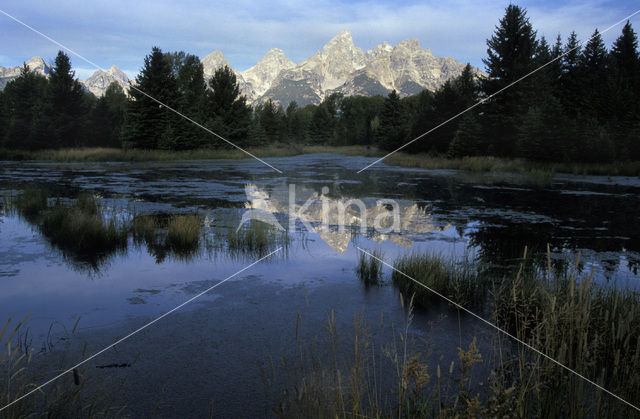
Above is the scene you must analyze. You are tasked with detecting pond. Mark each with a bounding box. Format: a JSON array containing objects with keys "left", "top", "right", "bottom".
[{"left": 1, "top": 153, "right": 639, "bottom": 416}]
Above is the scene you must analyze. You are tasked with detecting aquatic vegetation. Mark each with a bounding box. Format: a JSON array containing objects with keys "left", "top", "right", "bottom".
[
  {"left": 131, "top": 213, "right": 161, "bottom": 246},
  {"left": 272, "top": 305, "right": 488, "bottom": 418},
  {"left": 166, "top": 214, "right": 201, "bottom": 252},
  {"left": 492, "top": 248, "right": 640, "bottom": 417},
  {"left": 225, "top": 219, "right": 290, "bottom": 257},
  {"left": 356, "top": 248, "right": 383, "bottom": 285},
  {"left": 9, "top": 190, "right": 128, "bottom": 269},
  {"left": 277, "top": 253, "right": 640, "bottom": 419},
  {"left": 12, "top": 188, "right": 49, "bottom": 220},
  {"left": 39, "top": 196, "right": 128, "bottom": 259},
  {"left": 369, "top": 248, "right": 640, "bottom": 417},
  {"left": 392, "top": 252, "right": 484, "bottom": 308},
  {"left": 131, "top": 213, "right": 202, "bottom": 262},
  {"left": 0, "top": 315, "right": 125, "bottom": 417}
]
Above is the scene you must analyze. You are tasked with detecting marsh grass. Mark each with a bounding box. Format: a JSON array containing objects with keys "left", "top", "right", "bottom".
[
  {"left": 392, "top": 252, "right": 485, "bottom": 308},
  {"left": 386, "top": 153, "right": 640, "bottom": 177},
  {"left": 0, "top": 315, "right": 126, "bottom": 417},
  {"left": 272, "top": 302, "right": 489, "bottom": 418},
  {"left": 356, "top": 249, "right": 383, "bottom": 285},
  {"left": 166, "top": 215, "right": 202, "bottom": 252},
  {"left": 225, "top": 219, "right": 290, "bottom": 257},
  {"left": 9, "top": 190, "right": 128, "bottom": 268},
  {"left": 3, "top": 146, "right": 638, "bottom": 177},
  {"left": 12, "top": 188, "right": 49, "bottom": 220},
  {"left": 131, "top": 213, "right": 203, "bottom": 261},
  {"left": 39, "top": 196, "right": 128, "bottom": 258},
  {"left": 326, "top": 248, "right": 640, "bottom": 417},
  {"left": 491, "top": 248, "right": 640, "bottom": 417},
  {"left": 0, "top": 146, "right": 303, "bottom": 162},
  {"left": 131, "top": 213, "right": 161, "bottom": 246}
]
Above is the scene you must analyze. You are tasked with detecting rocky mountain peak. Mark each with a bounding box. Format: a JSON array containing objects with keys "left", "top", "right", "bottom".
[
  {"left": 366, "top": 42, "right": 393, "bottom": 61},
  {"left": 241, "top": 48, "right": 295, "bottom": 99},
  {"left": 80, "top": 65, "right": 129, "bottom": 97},
  {"left": 0, "top": 56, "right": 53, "bottom": 89},
  {"left": 25, "top": 56, "right": 52, "bottom": 74},
  {"left": 395, "top": 38, "right": 423, "bottom": 52},
  {"left": 319, "top": 30, "right": 364, "bottom": 64},
  {"left": 201, "top": 50, "right": 234, "bottom": 77}
]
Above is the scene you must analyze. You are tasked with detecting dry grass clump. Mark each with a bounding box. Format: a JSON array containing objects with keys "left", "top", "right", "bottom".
[{"left": 272, "top": 304, "right": 488, "bottom": 418}]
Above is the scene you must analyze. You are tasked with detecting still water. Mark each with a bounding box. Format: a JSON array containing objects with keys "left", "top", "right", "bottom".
[{"left": 1, "top": 153, "right": 639, "bottom": 416}]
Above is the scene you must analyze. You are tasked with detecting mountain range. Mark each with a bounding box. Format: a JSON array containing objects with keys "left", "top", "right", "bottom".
[{"left": 0, "top": 30, "right": 481, "bottom": 107}]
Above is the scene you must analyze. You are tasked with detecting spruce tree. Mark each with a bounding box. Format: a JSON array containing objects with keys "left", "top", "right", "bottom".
[
  {"left": 2, "top": 64, "right": 48, "bottom": 149},
  {"left": 481, "top": 5, "right": 538, "bottom": 157},
  {"left": 175, "top": 53, "right": 206, "bottom": 149},
  {"left": 122, "top": 46, "right": 178, "bottom": 149},
  {"left": 559, "top": 31, "right": 583, "bottom": 117},
  {"left": 256, "top": 99, "right": 285, "bottom": 143},
  {"left": 609, "top": 21, "right": 640, "bottom": 158},
  {"left": 376, "top": 90, "right": 408, "bottom": 151},
  {"left": 448, "top": 112, "right": 482, "bottom": 158},
  {"left": 203, "top": 65, "right": 251, "bottom": 147},
  {"left": 87, "top": 82, "right": 127, "bottom": 147},
  {"left": 47, "top": 51, "right": 85, "bottom": 147},
  {"left": 610, "top": 21, "right": 639, "bottom": 81},
  {"left": 579, "top": 29, "right": 609, "bottom": 119}
]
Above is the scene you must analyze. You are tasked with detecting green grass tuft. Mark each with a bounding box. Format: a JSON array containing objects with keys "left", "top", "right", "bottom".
[{"left": 356, "top": 249, "right": 383, "bottom": 285}]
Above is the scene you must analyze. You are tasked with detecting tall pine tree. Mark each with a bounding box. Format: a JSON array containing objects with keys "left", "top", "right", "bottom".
[
  {"left": 376, "top": 90, "right": 408, "bottom": 151},
  {"left": 481, "top": 5, "right": 538, "bottom": 157},
  {"left": 47, "top": 51, "right": 85, "bottom": 148},
  {"left": 122, "top": 46, "right": 178, "bottom": 149},
  {"left": 2, "top": 64, "right": 48, "bottom": 149},
  {"left": 203, "top": 65, "right": 252, "bottom": 147}
]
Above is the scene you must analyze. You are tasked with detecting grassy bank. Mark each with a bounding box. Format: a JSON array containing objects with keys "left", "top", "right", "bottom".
[
  {"left": 0, "top": 145, "right": 304, "bottom": 162},
  {"left": 3, "top": 145, "right": 639, "bottom": 177}
]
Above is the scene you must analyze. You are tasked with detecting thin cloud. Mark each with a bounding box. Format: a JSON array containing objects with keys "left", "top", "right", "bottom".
[{"left": 1, "top": 0, "right": 636, "bottom": 76}]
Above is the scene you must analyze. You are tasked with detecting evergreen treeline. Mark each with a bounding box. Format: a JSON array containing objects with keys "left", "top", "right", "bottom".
[{"left": 1, "top": 5, "right": 639, "bottom": 163}]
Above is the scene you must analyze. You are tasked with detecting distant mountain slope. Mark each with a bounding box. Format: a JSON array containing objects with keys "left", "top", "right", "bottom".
[
  {"left": 202, "top": 30, "right": 483, "bottom": 107},
  {"left": 3, "top": 31, "right": 482, "bottom": 104},
  {"left": 0, "top": 56, "right": 52, "bottom": 89},
  {"left": 80, "top": 66, "right": 129, "bottom": 96},
  {"left": 0, "top": 57, "right": 129, "bottom": 97}
]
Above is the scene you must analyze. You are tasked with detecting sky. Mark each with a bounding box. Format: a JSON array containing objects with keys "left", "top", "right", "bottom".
[{"left": 1, "top": 0, "right": 639, "bottom": 79}]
